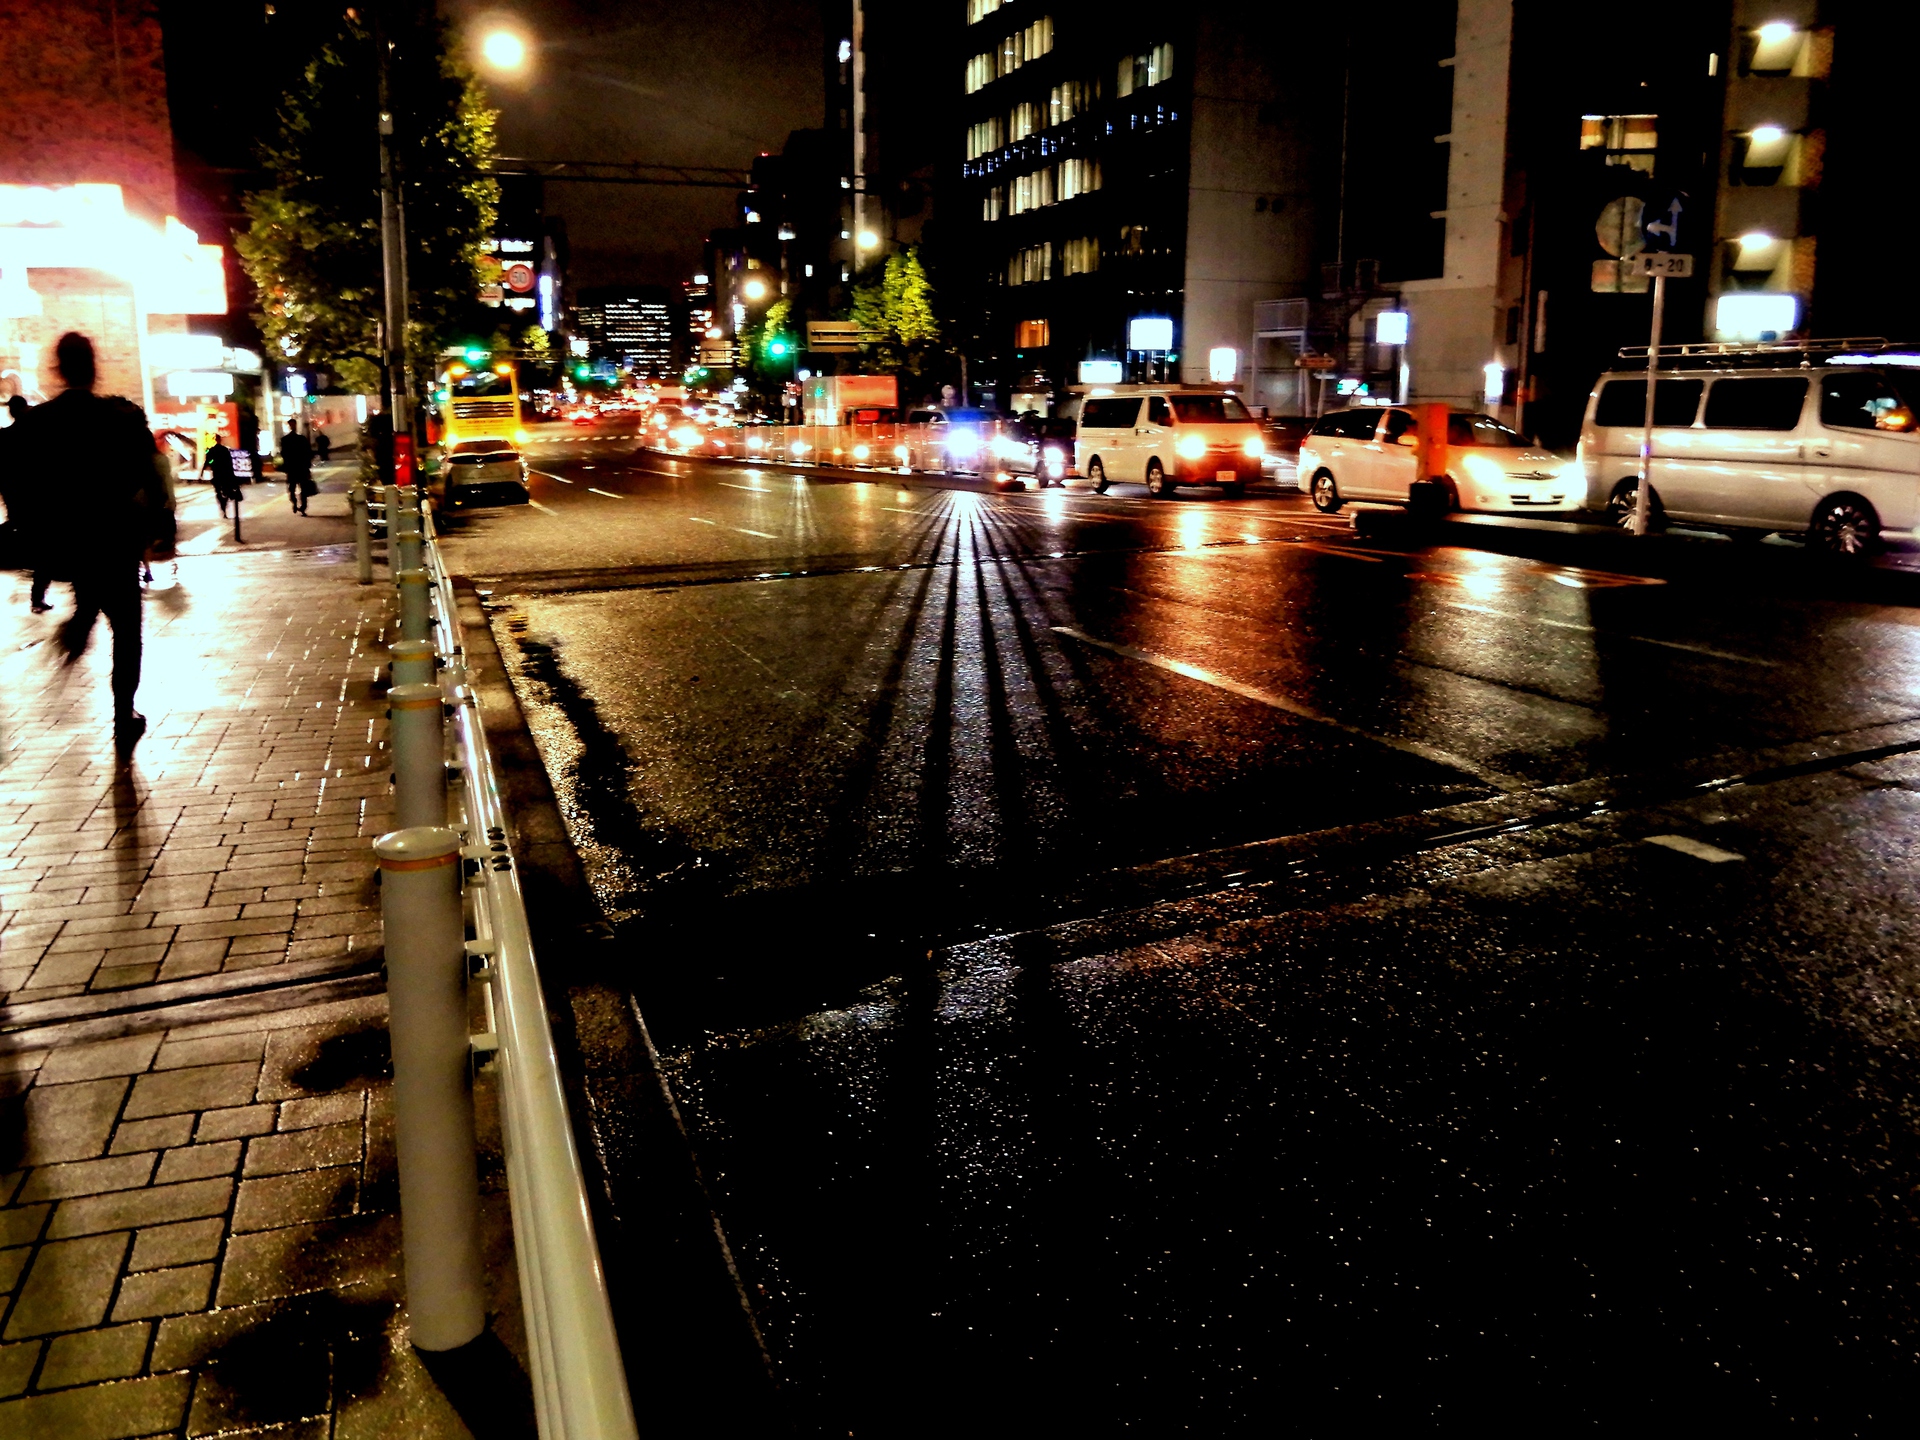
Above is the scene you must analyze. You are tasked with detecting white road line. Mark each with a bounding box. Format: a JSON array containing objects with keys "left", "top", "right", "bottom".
[
  {"left": 688, "top": 517, "right": 717, "bottom": 526},
  {"left": 733, "top": 527, "right": 777, "bottom": 538},
  {"left": 718, "top": 482, "right": 769, "bottom": 492},
  {"left": 1052, "top": 626, "right": 1523, "bottom": 791},
  {"left": 1294, "top": 542, "right": 1386, "bottom": 562},
  {"left": 587, "top": 487, "right": 625, "bottom": 499},
  {"left": 1441, "top": 601, "right": 1778, "bottom": 667},
  {"left": 531, "top": 471, "right": 573, "bottom": 484},
  {"left": 1645, "top": 834, "right": 1745, "bottom": 863},
  {"left": 883, "top": 506, "right": 931, "bottom": 514},
  {"left": 528, "top": 500, "right": 557, "bottom": 514}
]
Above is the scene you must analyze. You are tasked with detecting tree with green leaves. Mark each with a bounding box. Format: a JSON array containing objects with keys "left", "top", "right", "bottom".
[
  {"left": 237, "top": 6, "right": 498, "bottom": 396},
  {"left": 845, "top": 246, "right": 941, "bottom": 370}
]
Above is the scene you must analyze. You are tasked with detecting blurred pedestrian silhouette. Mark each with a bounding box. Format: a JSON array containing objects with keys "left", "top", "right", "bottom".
[
  {"left": 315, "top": 429, "right": 332, "bottom": 463},
  {"left": 0, "top": 393, "right": 56, "bottom": 611},
  {"left": 280, "top": 420, "right": 313, "bottom": 514},
  {"left": 202, "top": 435, "right": 240, "bottom": 518},
  {"left": 10, "top": 332, "right": 173, "bottom": 748}
]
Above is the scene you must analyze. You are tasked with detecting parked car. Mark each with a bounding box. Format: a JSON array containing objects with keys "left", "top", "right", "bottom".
[
  {"left": 439, "top": 438, "right": 529, "bottom": 509},
  {"left": 1074, "top": 387, "right": 1265, "bottom": 498},
  {"left": 1297, "top": 407, "right": 1579, "bottom": 515},
  {"left": 1578, "top": 347, "right": 1920, "bottom": 553}
]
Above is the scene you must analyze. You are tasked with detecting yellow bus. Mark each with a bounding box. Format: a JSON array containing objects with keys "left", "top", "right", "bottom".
[{"left": 440, "top": 358, "right": 528, "bottom": 447}]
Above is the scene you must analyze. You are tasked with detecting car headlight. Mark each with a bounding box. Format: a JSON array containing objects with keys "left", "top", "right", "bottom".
[
  {"left": 946, "top": 429, "right": 980, "bottom": 457},
  {"left": 853, "top": 444, "right": 871, "bottom": 461},
  {"left": 747, "top": 436, "right": 764, "bottom": 450},
  {"left": 1242, "top": 436, "right": 1264, "bottom": 458},
  {"left": 893, "top": 444, "right": 911, "bottom": 461},
  {"left": 992, "top": 435, "right": 1027, "bottom": 460},
  {"left": 791, "top": 440, "right": 809, "bottom": 455},
  {"left": 1174, "top": 433, "right": 1208, "bottom": 461}
]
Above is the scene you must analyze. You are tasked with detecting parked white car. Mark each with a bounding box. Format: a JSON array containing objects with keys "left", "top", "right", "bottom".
[
  {"left": 1297, "top": 408, "right": 1578, "bottom": 514},
  {"left": 1578, "top": 352, "right": 1920, "bottom": 554},
  {"left": 1074, "top": 387, "right": 1265, "bottom": 498}
]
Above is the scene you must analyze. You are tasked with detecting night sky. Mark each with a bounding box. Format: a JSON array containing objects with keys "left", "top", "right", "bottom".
[{"left": 443, "top": 0, "right": 826, "bottom": 288}]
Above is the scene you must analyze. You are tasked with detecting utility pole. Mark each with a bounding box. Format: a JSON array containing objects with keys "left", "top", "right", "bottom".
[
  {"left": 850, "top": 0, "right": 867, "bottom": 252},
  {"left": 1632, "top": 251, "right": 1692, "bottom": 536}
]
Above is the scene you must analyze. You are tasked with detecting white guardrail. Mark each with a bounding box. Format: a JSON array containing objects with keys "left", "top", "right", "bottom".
[{"left": 417, "top": 495, "right": 642, "bottom": 1440}]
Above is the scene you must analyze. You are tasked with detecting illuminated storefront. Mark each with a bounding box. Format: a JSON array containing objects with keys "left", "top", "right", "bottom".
[{"left": 0, "top": 182, "right": 226, "bottom": 420}]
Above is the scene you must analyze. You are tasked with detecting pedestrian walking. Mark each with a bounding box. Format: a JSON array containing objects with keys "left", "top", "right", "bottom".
[
  {"left": 314, "top": 429, "right": 331, "bottom": 463},
  {"left": 10, "top": 332, "right": 172, "bottom": 748},
  {"left": 202, "top": 434, "right": 239, "bottom": 517},
  {"left": 280, "top": 420, "right": 313, "bottom": 514},
  {"left": 0, "top": 394, "right": 56, "bottom": 612}
]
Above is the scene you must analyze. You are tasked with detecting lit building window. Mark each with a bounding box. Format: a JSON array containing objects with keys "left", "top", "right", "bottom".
[
  {"left": 1049, "top": 79, "right": 1095, "bottom": 126},
  {"left": 1010, "top": 101, "right": 1039, "bottom": 141},
  {"left": 1116, "top": 42, "right": 1173, "bottom": 98},
  {"left": 966, "top": 0, "right": 1003, "bottom": 23},
  {"left": 1061, "top": 235, "right": 1100, "bottom": 275},
  {"left": 1010, "top": 166, "right": 1055, "bottom": 214},
  {"left": 982, "top": 186, "right": 1005, "bottom": 222},
  {"left": 1058, "top": 156, "right": 1101, "bottom": 200},
  {"left": 1016, "top": 318, "right": 1051, "bottom": 348},
  {"left": 967, "top": 116, "right": 1006, "bottom": 159},
  {"left": 1579, "top": 113, "right": 1658, "bottom": 175},
  {"left": 1007, "top": 242, "right": 1053, "bottom": 285},
  {"left": 967, "top": 16, "right": 1051, "bottom": 92}
]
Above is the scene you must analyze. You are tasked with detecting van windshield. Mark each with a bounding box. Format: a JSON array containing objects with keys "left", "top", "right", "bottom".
[
  {"left": 1169, "top": 395, "right": 1253, "bottom": 423},
  {"left": 1447, "top": 413, "right": 1527, "bottom": 447}
]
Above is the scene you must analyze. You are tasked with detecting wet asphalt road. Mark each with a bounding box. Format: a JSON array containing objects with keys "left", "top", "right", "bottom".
[{"left": 440, "top": 423, "right": 1920, "bottom": 1432}]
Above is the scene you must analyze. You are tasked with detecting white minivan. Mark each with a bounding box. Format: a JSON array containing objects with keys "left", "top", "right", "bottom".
[
  {"left": 1074, "top": 386, "right": 1266, "bottom": 498},
  {"left": 1578, "top": 352, "right": 1920, "bottom": 553}
]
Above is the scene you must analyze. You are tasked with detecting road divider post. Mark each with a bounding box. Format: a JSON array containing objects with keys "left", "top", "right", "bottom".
[
  {"left": 397, "top": 568, "right": 432, "bottom": 642},
  {"left": 387, "top": 681, "right": 449, "bottom": 830}
]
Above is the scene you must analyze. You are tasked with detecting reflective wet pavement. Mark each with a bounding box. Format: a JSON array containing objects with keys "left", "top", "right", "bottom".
[{"left": 442, "top": 429, "right": 1920, "bottom": 1430}]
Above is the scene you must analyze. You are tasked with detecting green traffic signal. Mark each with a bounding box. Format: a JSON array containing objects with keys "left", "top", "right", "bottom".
[
  {"left": 768, "top": 339, "right": 789, "bottom": 357},
  {"left": 574, "top": 364, "right": 590, "bottom": 378},
  {"left": 465, "top": 347, "right": 489, "bottom": 364}
]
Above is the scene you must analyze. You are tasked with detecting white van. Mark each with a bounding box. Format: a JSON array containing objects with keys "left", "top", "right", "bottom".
[
  {"left": 1074, "top": 386, "right": 1265, "bottom": 498},
  {"left": 1578, "top": 344, "right": 1920, "bottom": 554}
]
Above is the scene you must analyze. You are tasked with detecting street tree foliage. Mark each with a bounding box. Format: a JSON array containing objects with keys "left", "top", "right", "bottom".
[
  {"left": 846, "top": 247, "right": 940, "bottom": 370},
  {"left": 742, "top": 297, "right": 793, "bottom": 382},
  {"left": 237, "top": 6, "right": 498, "bottom": 394}
]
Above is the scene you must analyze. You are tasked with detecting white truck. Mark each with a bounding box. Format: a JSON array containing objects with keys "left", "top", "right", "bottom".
[{"left": 802, "top": 374, "right": 899, "bottom": 426}]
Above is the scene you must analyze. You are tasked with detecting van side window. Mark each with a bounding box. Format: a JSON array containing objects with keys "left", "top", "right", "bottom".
[
  {"left": 1338, "top": 410, "right": 1382, "bottom": 439},
  {"left": 1309, "top": 415, "right": 1344, "bottom": 437},
  {"left": 1821, "top": 373, "right": 1919, "bottom": 433},
  {"left": 1382, "top": 410, "right": 1418, "bottom": 442},
  {"left": 1147, "top": 396, "right": 1173, "bottom": 427},
  {"left": 1703, "top": 377, "right": 1809, "bottom": 430},
  {"left": 1080, "top": 397, "right": 1142, "bottom": 428},
  {"left": 1594, "top": 379, "right": 1703, "bottom": 427}
]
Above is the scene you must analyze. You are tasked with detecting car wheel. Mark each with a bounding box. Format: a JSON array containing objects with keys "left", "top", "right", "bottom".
[
  {"left": 1145, "top": 460, "right": 1174, "bottom": 498},
  {"left": 1310, "top": 470, "right": 1342, "bottom": 513},
  {"left": 1087, "top": 457, "right": 1109, "bottom": 494},
  {"left": 1808, "top": 493, "right": 1880, "bottom": 556},
  {"left": 1606, "top": 477, "right": 1662, "bottom": 531}
]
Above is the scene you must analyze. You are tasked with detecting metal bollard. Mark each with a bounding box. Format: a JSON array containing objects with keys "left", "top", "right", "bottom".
[
  {"left": 391, "top": 486, "right": 420, "bottom": 536},
  {"left": 352, "top": 480, "right": 373, "bottom": 584},
  {"left": 394, "top": 526, "right": 424, "bottom": 575},
  {"left": 397, "top": 568, "right": 432, "bottom": 642},
  {"left": 387, "top": 682, "right": 448, "bottom": 830},
  {"left": 390, "top": 639, "right": 438, "bottom": 688},
  {"left": 373, "top": 826, "right": 486, "bottom": 1352}
]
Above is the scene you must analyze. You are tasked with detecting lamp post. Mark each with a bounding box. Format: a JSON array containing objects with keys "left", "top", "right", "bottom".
[{"left": 375, "top": 8, "right": 411, "bottom": 488}]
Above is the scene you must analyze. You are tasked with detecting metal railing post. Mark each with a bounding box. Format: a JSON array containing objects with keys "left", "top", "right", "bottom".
[
  {"left": 394, "top": 525, "right": 424, "bottom": 576},
  {"left": 387, "top": 682, "right": 448, "bottom": 830},
  {"left": 390, "top": 638, "right": 438, "bottom": 689},
  {"left": 352, "top": 479, "right": 373, "bottom": 584},
  {"left": 373, "top": 825, "right": 486, "bottom": 1353},
  {"left": 397, "top": 569, "right": 432, "bottom": 642}
]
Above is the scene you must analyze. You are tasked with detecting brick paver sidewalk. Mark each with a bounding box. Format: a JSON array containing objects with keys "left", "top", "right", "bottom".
[{"left": 0, "top": 547, "right": 523, "bottom": 1436}]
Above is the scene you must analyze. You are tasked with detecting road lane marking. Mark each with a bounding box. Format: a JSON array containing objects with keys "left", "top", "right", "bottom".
[
  {"left": 1295, "top": 542, "right": 1385, "bottom": 562},
  {"left": 531, "top": 471, "right": 573, "bottom": 484},
  {"left": 733, "top": 527, "right": 776, "bottom": 538},
  {"left": 1440, "top": 601, "right": 1777, "bottom": 667},
  {"left": 688, "top": 517, "right": 717, "bottom": 525},
  {"left": 718, "top": 482, "right": 769, "bottom": 492},
  {"left": 587, "top": 488, "right": 625, "bottom": 499},
  {"left": 1052, "top": 626, "right": 1523, "bottom": 791},
  {"left": 1645, "top": 834, "right": 1745, "bottom": 863},
  {"left": 528, "top": 500, "right": 557, "bottom": 514}
]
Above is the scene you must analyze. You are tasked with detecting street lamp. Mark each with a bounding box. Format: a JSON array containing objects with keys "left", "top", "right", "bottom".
[
  {"left": 482, "top": 30, "right": 526, "bottom": 68},
  {"left": 743, "top": 278, "right": 768, "bottom": 300},
  {"left": 856, "top": 230, "right": 880, "bottom": 250}
]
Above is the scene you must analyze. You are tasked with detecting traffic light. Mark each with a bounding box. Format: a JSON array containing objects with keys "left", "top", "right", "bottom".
[
  {"left": 767, "top": 338, "right": 789, "bottom": 357},
  {"left": 574, "top": 364, "right": 590, "bottom": 379},
  {"left": 465, "top": 347, "right": 490, "bottom": 365}
]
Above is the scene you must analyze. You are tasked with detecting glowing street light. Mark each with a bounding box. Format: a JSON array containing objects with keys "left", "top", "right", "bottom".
[
  {"left": 482, "top": 30, "right": 526, "bottom": 69},
  {"left": 742, "top": 277, "right": 768, "bottom": 300},
  {"left": 856, "top": 230, "right": 880, "bottom": 250}
]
